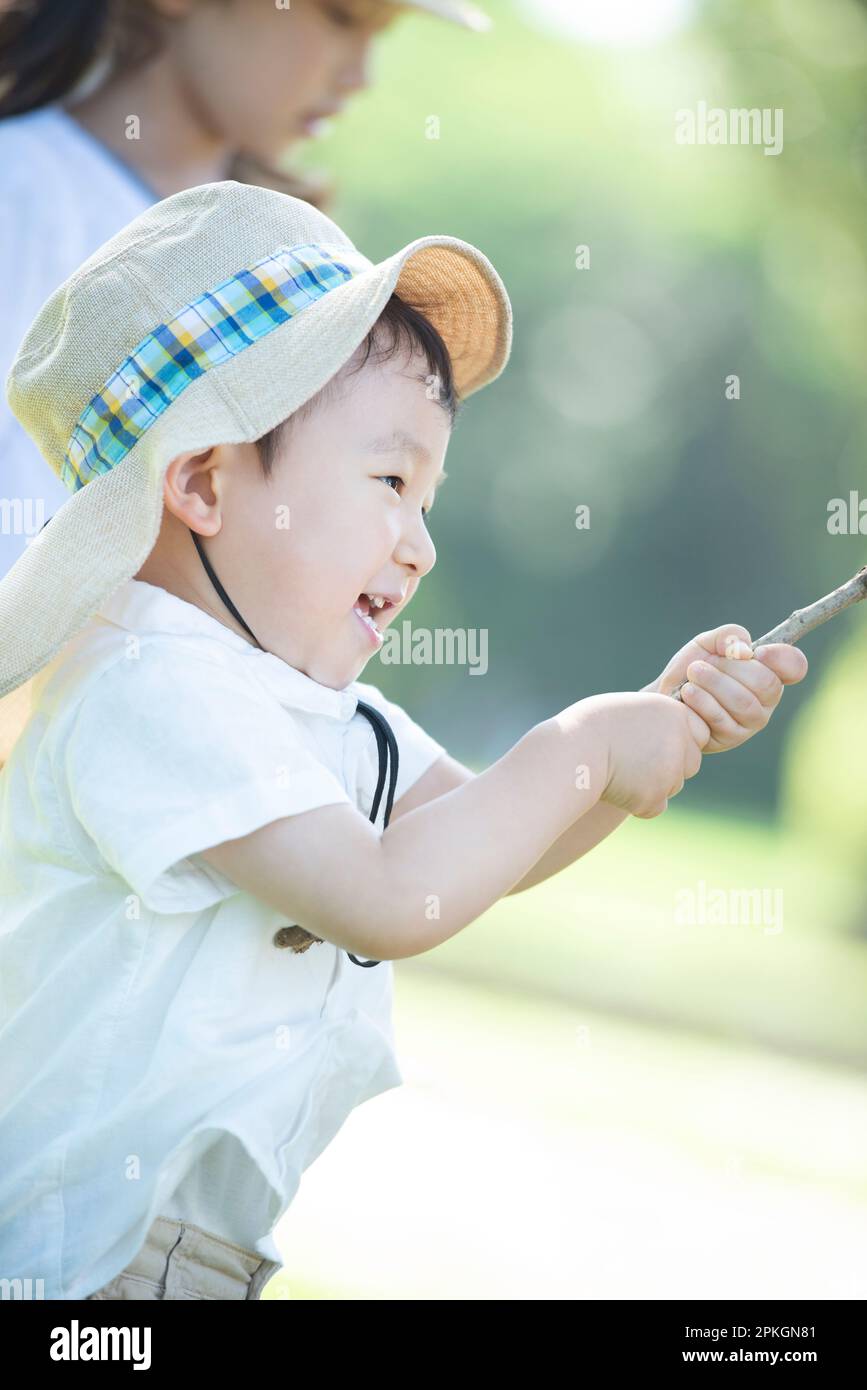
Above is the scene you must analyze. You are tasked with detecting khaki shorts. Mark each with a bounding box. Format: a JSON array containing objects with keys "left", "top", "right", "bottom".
[{"left": 85, "top": 1215, "right": 282, "bottom": 1301}]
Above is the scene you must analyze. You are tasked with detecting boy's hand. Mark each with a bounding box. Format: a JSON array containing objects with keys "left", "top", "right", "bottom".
[
  {"left": 581, "top": 691, "right": 710, "bottom": 819},
  {"left": 643, "top": 623, "right": 808, "bottom": 754}
]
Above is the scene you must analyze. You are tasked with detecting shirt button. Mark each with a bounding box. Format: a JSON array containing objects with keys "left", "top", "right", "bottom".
[{"left": 272, "top": 924, "right": 324, "bottom": 952}]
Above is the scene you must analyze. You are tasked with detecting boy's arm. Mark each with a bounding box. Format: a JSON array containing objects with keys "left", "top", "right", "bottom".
[
  {"left": 388, "top": 626, "right": 806, "bottom": 896},
  {"left": 389, "top": 749, "right": 631, "bottom": 895},
  {"left": 199, "top": 711, "right": 607, "bottom": 961},
  {"left": 502, "top": 633, "right": 808, "bottom": 890},
  {"left": 505, "top": 678, "right": 672, "bottom": 889},
  {"left": 388, "top": 680, "right": 664, "bottom": 894}
]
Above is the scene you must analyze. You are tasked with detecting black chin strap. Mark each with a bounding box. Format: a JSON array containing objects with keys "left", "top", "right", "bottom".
[
  {"left": 190, "top": 529, "right": 398, "bottom": 969},
  {"left": 348, "top": 699, "right": 399, "bottom": 968},
  {"left": 190, "top": 530, "right": 264, "bottom": 649}
]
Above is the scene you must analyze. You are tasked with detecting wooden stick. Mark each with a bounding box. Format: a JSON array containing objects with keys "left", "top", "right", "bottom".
[{"left": 669, "top": 564, "right": 867, "bottom": 702}]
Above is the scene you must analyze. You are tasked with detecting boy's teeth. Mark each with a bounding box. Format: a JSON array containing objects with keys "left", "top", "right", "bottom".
[{"left": 354, "top": 603, "right": 381, "bottom": 637}]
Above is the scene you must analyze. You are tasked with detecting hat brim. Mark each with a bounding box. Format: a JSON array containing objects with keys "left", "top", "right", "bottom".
[{"left": 0, "top": 233, "right": 511, "bottom": 725}]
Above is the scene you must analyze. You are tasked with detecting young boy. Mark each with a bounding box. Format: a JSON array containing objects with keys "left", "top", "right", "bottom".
[{"left": 0, "top": 181, "right": 807, "bottom": 1301}]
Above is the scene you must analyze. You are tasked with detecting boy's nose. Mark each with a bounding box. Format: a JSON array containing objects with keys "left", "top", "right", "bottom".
[
  {"left": 334, "top": 38, "right": 377, "bottom": 98},
  {"left": 394, "top": 517, "right": 436, "bottom": 581}
]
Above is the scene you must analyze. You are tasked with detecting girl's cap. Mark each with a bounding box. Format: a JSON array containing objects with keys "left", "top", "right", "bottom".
[{"left": 0, "top": 178, "right": 511, "bottom": 705}]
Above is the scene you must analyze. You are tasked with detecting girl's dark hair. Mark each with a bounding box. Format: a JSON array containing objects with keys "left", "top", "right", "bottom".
[
  {"left": 254, "top": 293, "right": 462, "bottom": 479},
  {"left": 0, "top": 1, "right": 159, "bottom": 118},
  {"left": 0, "top": 0, "right": 334, "bottom": 208}
]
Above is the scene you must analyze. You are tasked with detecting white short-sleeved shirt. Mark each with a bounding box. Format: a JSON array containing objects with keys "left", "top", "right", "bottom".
[
  {"left": 0, "top": 106, "right": 155, "bottom": 580},
  {"left": 0, "top": 578, "right": 448, "bottom": 1299}
]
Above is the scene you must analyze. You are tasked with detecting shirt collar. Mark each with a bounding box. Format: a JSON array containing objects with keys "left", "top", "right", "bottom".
[{"left": 95, "top": 579, "right": 362, "bottom": 722}]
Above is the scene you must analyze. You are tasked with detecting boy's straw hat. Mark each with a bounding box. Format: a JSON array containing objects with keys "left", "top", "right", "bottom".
[
  {"left": 0, "top": 179, "right": 511, "bottom": 748},
  {"left": 399, "top": 0, "right": 491, "bottom": 29}
]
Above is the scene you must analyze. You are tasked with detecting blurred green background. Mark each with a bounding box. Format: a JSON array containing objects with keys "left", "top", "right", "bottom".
[{"left": 267, "top": 0, "right": 867, "bottom": 1298}]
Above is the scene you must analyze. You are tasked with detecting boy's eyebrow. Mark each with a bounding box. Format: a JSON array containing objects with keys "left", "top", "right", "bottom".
[{"left": 362, "top": 428, "right": 449, "bottom": 488}]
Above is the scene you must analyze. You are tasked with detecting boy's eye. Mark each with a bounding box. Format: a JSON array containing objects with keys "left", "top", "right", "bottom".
[
  {"left": 378, "top": 474, "right": 431, "bottom": 519},
  {"left": 378, "top": 473, "right": 403, "bottom": 494}
]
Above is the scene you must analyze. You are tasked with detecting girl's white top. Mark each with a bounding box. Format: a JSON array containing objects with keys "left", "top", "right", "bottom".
[
  {"left": 0, "top": 579, "right": 448, "bottom": 1299},
  {"left": 0, "top": 105, "right": 155, "bottom": 580}
]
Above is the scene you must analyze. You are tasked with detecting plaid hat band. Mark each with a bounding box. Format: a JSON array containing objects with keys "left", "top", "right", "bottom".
[{"left": 62, "top": 241, "right": 373, "bottom": 493}]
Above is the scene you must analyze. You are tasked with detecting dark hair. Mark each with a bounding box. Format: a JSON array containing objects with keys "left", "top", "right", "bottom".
[
  {"left": 0, "top": 0, "right": 334, "bottom": 208},
  {"left": 254, "top": 292, "right": 462, "bottom": 479},
  {"left": 0, "top": 1, "right": 161, "bottom": 119}
]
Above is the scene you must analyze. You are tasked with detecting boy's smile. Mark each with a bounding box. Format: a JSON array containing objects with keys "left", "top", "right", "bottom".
[
  {"left": 351, "top": 590, "right": 402, "bottom": 647},
  {"left": 137, "top": 342, "right": 451, "bottom": 690}
]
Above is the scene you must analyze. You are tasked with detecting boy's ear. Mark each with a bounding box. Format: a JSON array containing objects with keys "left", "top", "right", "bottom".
[{"left": 162, "top": 447, "right": 221, "bottom": 530}]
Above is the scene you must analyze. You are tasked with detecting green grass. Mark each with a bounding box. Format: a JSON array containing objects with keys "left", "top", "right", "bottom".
[{"left": 259, "top": 967, "right": 867, "bottom": 1300}]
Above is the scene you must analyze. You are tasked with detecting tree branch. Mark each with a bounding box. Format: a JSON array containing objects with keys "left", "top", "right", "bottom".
[{"left": 670, "top": 565, "right": 867, "bottom": 702}]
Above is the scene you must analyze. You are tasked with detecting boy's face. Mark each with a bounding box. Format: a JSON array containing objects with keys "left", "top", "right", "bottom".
[{"left": 143, "top": 345, "right": 450, "bottom": 689}]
